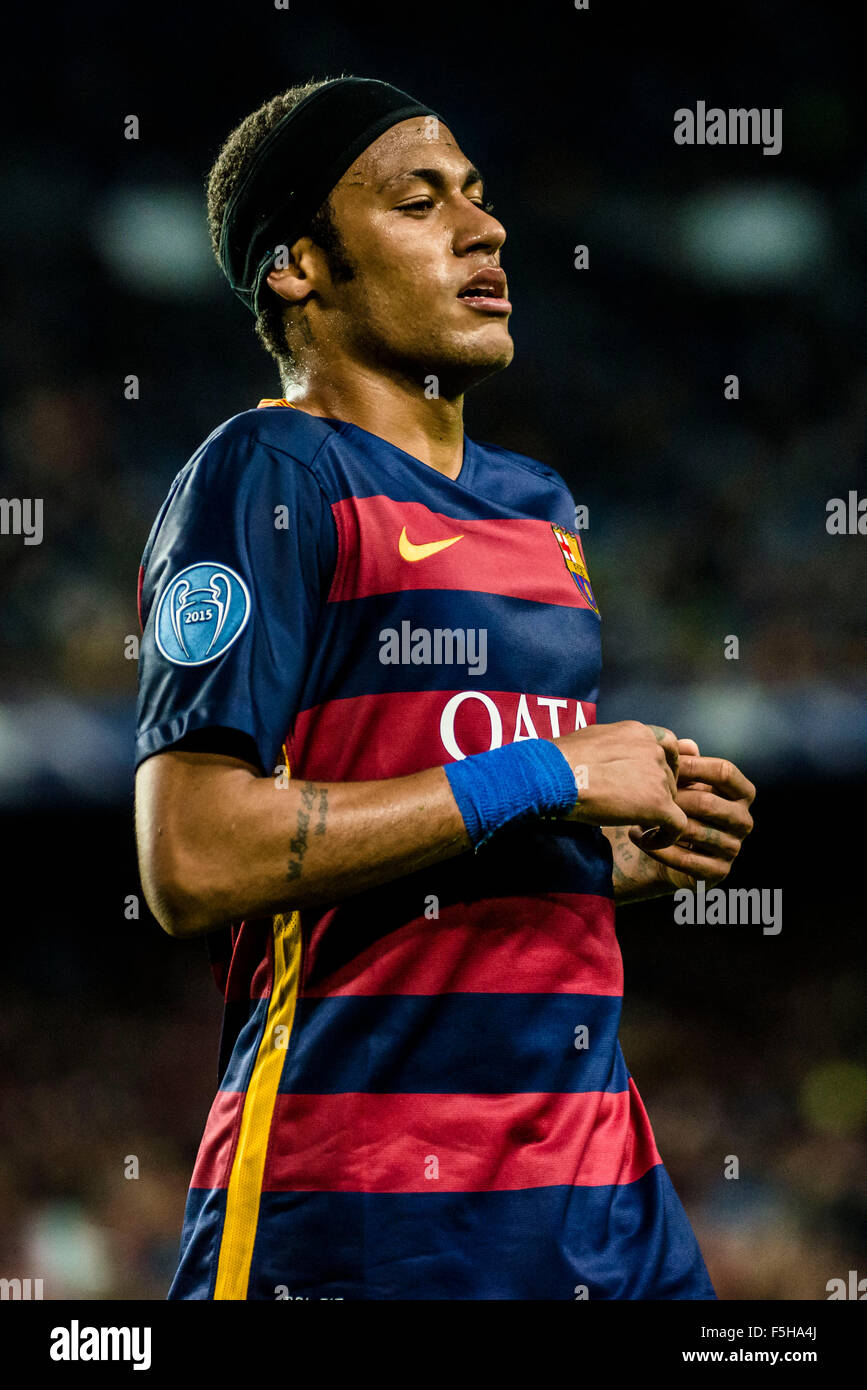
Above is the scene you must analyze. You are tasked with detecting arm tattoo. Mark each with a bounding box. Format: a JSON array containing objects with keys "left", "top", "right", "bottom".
[
  {"left": 607, "top": 826, "right": 646, "bottom": 895},
  {"left": 287, "top": 781, "right": 321, "bottom": 881}
]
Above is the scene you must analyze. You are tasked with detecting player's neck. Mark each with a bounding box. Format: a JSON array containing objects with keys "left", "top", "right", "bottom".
[{"left": 282, "top": 364, "right": 466, "bottom": 480}]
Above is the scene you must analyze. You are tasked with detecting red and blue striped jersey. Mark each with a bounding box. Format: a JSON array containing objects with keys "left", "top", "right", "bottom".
[{"left": 135, "top": 400, "right": 715, "bottom": 1300}]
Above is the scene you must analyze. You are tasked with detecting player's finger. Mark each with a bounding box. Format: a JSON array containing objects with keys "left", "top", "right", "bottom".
[
  {"left": 676, "top": 789, "right": 755, "bottom": 836},
  {"left": 675, "top": 741, "right": 709, "bottom": 790},
  {"left": 672, "top": 817, "right": 741, "bottom": 858},
  {"left": 664, "top": 761, "right": 679, "bottom": 801},
  {"left": 634, "top": 800, "right": 688, "bottom": 850},
  {"left": 677, "top": 755, "right": 755, "bottom": 804},
  {"left": 629, "top": 835, "right": 730, "bottom": 885},
  {"left": 648, "top": 725, "right": 680, "bottom": 781}
]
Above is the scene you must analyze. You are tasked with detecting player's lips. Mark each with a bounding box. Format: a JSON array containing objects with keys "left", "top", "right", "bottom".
[{"left": 456, "top": 266, "right": 511, "bottom": 314}]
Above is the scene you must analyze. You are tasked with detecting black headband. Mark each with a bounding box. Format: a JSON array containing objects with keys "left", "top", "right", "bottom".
[{"left": 218, "top": 77, "right": 441, "bottom": 316}]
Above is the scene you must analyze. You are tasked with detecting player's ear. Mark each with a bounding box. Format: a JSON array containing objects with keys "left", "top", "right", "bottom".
[{"left": 266, "top": 236, "right": 319, "bottom": 304}]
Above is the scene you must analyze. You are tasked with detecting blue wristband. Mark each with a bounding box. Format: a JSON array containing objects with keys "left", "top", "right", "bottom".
[{"left": 444, "top": 738, "right": 579, "bottom": 851}]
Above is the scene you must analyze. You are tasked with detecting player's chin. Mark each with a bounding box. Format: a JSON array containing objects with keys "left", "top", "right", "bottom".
[
  {"left": 419, "top": 325, "right": 513, "bottom": 392},
  {"left": 451, "top": 329, "right": 515, "bottom": 376}
]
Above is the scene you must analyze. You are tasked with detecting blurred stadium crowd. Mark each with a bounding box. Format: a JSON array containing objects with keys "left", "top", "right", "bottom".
[{"left": 0, "top": 1, "right": 864, "bottom": 1298}]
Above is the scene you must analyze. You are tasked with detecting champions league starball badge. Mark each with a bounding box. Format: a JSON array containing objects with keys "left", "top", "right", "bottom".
[{"left": 154, "top": 562, "right": 251, "bottom": 666}]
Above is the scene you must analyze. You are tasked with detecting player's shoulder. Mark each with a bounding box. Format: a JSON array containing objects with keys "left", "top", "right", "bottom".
[
  {"left": 472, "top": 436, "right": 575, "bottom": 505},
  {"left": 181, "top": 405, "right": 339, "bottom": 493},
  {"left": 140, "top": 408, "right": 338, "bottom": 576}
]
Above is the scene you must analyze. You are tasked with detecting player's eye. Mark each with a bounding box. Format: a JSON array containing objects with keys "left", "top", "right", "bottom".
[{"left": 398, "top": 196, "right": 496, "bottom": 214}]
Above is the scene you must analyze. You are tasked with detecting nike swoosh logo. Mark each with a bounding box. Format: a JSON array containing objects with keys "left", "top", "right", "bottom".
[{"left": 398, "top": 525, "right": 464, "bottom": 562}]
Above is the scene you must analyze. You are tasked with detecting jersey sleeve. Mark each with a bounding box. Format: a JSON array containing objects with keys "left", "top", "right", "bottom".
[{"left": 134, "top": 419, "right": 336, "bottom": 775}]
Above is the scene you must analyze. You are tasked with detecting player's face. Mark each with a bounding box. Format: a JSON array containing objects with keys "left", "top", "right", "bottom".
[{"left": 323, "top": 118, "right": 514, "bottom": 393}]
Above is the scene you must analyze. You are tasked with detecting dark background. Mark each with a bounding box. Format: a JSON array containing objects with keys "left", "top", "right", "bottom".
[{"left": 0, "top": 0, "right": 864, "bottom": 1298}]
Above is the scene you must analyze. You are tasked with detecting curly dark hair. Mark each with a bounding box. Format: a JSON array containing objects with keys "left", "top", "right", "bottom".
[{"left": 206, "top": 78, "right": 357, "bottom": 386}]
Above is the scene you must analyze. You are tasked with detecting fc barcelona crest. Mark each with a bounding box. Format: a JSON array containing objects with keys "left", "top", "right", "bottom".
[{"left": 551, "top": 524, "right": 600, "bottom": 615}]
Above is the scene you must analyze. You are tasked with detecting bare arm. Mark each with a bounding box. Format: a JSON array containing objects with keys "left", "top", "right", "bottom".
[
  {"left": 135, "top": 751, "right": 471, "bottom": 938},
  {"left": 135, "top": 719, "right": 689, "bottom": 938}
]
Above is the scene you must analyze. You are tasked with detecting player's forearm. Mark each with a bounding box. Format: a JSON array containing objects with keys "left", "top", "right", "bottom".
[{"left": 136, "top": 754, "right": 471, "bottom": 937}]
